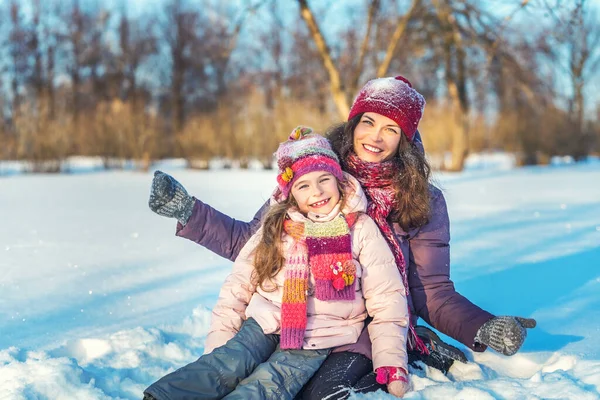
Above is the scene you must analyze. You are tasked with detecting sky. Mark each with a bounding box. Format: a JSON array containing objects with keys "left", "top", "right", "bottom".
[{"left": 1, "top": 155, "right": 600, "bottom": 399}]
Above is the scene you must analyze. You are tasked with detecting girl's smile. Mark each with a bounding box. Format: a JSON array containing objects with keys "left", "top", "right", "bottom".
[
  {"left": 291, "top": 171, "right": 340, "bottom": 215},
  {"left": 309, "top": 198, "right": 330, "bottom": 208}
]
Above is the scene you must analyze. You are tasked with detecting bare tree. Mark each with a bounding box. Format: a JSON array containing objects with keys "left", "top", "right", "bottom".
[
  {"left": 118, "top": 13, "right": 157, "bottom": 111},
  {"left": 44, "top": 15, "right": 57, "bottom": 120},
  {"left": 417, "top": 0, "right": 538, "bottom": 168},
  {"left": 1, "top": 0, "right": 595, "bottom": 171},
  {"left": 85, "top": 10, "right": 111, "bottom": 103},
  {"left": 430, "top": 0, "right": 470, "bottom": 171},
  {"left": 296, "top": 0, "right": 422, "bottom": 120},
  {"left": 553, "top": 0, "right": 600, "bottom": 159},
  {"left": 114, "top": 11, "right": 158, "bottom": 170},
  {"left": 30, "top": 0, "right": 44, "bottom": 114},
  {"left": 163, "top": 0, "right": 199, "bottom": 137},
  {"left": 297, "top": 0, "right": 349, "bottom": 117},
  {"left": 67, "top": 0, "right": 83, "bottom": 128},
  {"left": 8, "top": 1, "right": 31, "bottom": 120},
  {"left": 376, "top": 0, "right": 420, "bottom": 78}
]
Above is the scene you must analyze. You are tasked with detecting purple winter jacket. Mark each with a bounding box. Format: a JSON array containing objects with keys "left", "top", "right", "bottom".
[{"left": 176, "top": 185, "right": 494, "bottom": 354}]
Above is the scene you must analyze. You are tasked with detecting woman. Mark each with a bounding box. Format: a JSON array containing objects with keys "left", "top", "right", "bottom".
[{"left": 148, "top": 76, "right": 536, "bottom": 398}]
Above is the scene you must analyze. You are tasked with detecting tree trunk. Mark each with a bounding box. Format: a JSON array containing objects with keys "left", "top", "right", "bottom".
[
  {"left": 447, "top": 80, "right": 469, "bottom": 171},
  {"left": 347, "top": 0, "right": 379, "bottom": 99},
  {"left": 297, "top": 0, "right": 349, "bottom": 118},
  {"left": 434, "top": 0, "right": 470, "bottom": 171}
]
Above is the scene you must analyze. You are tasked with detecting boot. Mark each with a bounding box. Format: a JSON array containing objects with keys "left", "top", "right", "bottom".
[{"left": 408, "top": 326, "right": 467, "bottom": 374}]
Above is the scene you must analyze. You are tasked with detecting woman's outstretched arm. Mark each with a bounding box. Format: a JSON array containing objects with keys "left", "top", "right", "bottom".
[
  {"left": 176, "top": 198, "right": 268, "bottom": 261},
  {"left": 149, "top": 170, "right": 268, "bottom": 261}
]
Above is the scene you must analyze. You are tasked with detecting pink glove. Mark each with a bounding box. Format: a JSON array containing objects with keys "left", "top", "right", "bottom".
[
  {"left": 376, "top": 366, "right": 409, "bottom": 398},
  {"left": 376, "top": 366, "right": 408, "bottom": 384}
]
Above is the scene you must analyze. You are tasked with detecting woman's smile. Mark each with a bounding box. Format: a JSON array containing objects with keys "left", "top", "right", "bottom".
[{"left": 362, "top": 143, "right": 383, "bottom": 154}]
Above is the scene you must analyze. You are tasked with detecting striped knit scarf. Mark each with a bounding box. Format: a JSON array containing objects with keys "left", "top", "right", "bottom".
[
  {"left": 344, "top": 152, "right": 429, "bottom": 354},
  {"left": 280, "top": 212, "right": 359, "bottom": 349}
]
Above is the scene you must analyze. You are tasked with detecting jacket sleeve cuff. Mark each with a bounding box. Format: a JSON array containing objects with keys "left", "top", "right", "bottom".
[
  {"left": 468, "top": 314, "right": 495, "bottom": 352},
  {"left": 175, "top": 198, "right": 203, "bottom": 240}
]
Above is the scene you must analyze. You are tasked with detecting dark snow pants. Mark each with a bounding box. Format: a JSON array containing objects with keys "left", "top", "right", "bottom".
[
  {"left": 144, "top": 318, "right": 329, "bottom": 400},
  {"left": 296, "top": 352, "right": 387, "bottom": 400}
]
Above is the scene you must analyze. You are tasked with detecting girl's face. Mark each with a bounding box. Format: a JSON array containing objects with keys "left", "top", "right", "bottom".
[
  {"left": 290, "top": 171, "right": 341, "bottom": 216},
  {"left": 353, "top": 112, "right": 402, "bottom": 162}
]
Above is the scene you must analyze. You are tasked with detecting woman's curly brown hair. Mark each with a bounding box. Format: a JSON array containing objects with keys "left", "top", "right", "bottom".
[{"left": 325, "top": 114, "right": 432, "bottom": 231}]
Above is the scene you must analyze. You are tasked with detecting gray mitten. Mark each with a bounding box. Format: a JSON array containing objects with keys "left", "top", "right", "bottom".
[
  {"left": 475, "top": 316, "right": 536, "bottom": 356},
  {"left": 148, "top": 170, "right": 195, "bottom": 225}
]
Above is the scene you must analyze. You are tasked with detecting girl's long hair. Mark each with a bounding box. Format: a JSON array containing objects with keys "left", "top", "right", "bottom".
[
  {"left": 251, "top": 198, "right": 292, "bottom": 292},
  {"left": 326, "top": 114, "right": 432, "bottom": 231},
  {"left": 252, "top": 179, "right": 349, "bottom": 290}
]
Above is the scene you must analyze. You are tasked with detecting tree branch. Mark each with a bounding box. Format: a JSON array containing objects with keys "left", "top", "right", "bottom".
[
  {"left": 376, "top": 0, "right": 420, "bottom": 78},
  {"left": 349, "top": 0, "right": 379, "bottom": 95},
  {"left": 297, "top": 0, "right": 349, "bottom": 118}
]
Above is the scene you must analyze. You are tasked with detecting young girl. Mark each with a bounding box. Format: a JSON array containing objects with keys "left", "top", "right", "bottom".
[{"left": 144, "top": 127, "right": 410, "bottom": 400}]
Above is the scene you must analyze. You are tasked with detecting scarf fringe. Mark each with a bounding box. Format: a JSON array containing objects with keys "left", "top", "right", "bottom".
[{"left": 409, "top": 325, "right": 430, "bottom": 355}]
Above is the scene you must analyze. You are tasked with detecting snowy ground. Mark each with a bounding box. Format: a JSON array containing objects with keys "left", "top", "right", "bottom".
[{"left": 1, "top": 159, "right": 600, "bottom": 399}]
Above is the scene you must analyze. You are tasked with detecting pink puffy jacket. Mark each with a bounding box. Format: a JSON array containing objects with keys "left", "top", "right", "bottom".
[{"left": 205, "top": 174, "right": 409, "bottom": 371}]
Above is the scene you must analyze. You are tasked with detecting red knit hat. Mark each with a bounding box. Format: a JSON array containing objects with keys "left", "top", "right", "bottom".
[{"left": 348, "top": 75, "right": 426, "bottom": 141}]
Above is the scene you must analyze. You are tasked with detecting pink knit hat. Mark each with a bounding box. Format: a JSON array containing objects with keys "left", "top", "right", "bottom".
[
  {"left": 348, "top": 75, "right": 426, "bottom": 141},
  {"left": 275, "top": 126, "right": 344, "bottom": 200}
]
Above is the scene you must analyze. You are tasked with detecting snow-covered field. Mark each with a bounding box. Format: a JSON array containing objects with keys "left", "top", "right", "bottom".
[{"left": 1, "top": 160, "right": 600, "bottom": 399}]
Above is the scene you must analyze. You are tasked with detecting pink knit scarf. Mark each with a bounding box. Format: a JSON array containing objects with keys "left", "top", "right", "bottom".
[
  {"left": 279, "top": 213, "right": 359, "bottom": 349},
  {"left": 344, "top": 153, "right": 428, "bottom": 354}
]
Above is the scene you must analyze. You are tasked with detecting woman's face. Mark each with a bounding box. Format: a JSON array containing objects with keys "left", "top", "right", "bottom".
[{"left": 352, "top": 112, "right": 402, "bottom": 163}]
